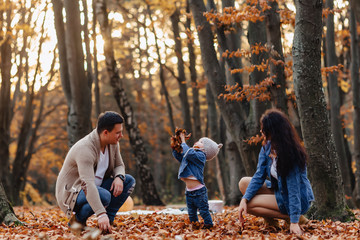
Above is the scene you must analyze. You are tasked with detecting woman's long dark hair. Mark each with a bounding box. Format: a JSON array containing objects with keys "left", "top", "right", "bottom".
[{"left": 260, "top": 109, "right": 308, "bottom": 178}]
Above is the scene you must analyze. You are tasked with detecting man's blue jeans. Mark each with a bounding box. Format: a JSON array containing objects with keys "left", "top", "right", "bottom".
[
  {"left": 73, "top": 174, "right": 135, "bottom": 224},
  {"left": 185, "top": 186, "right": 213, "bottom": 226}
]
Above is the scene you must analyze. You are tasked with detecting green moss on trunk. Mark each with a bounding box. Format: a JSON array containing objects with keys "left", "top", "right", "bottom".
[{"left": 306, "top": 204, "right": 357, "bottom": 222}]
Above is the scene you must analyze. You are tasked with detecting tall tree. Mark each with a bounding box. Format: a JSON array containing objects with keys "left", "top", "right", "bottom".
[
  {"left": 349, "top": 0, "right": 360, "bottom": 207},
  {"left": 96, "top": 0, "right": 163, "bottom": 205},
  {"left": 325, "top": 0, "right": 353, "bottom": 206},
  {"left": 246, "top": 1, "right": 270, "bottom": 135},
  {"left": 353, "top": 0, "right": 360, "bottom": 23},
  {"left": 52, "top": 0, "right": 92, "bottom": 147},
  {"left": 189, "top": 0, "right": 257, "bottom": 179},
  {"left": 11, "top": 9, "right": 51, "bottom": 204},
  {"left": 82, "top": 0, "right": 95, "bottom": 108},
  {"left": 170, "top": 6, "right": 193, "bottom": 136},
  {"left": 146, "top": 4, "right": 176, "bottom": 134},
  {"left": 0, "top": 181, "right": 21, "bottom": 226},
  {"left": 92, "top": 0, "right": 101, "bottom": 116},
  {"left": 217, "top": 0, "right": 246, "bottom": 205},
  {"left": 0, "top": 0, "right": 13, "bottom": 198},
  {"left": 0, "top": 1, "right": 62, "bottom": 205},
  {"left": 186, "top": 0, "right": 202, "bottom": 141},
  {"left": 205, "top": 84, "right": 223, "bottom": 198},
  {"left": 265, "top": 0, "right": 287, "bottom": 113},
  {"left": 135, "top": 10, "right": 165, "bottom": 193},
  {"left": 292, "top": 0, "right": 349, "bottom": 220}
]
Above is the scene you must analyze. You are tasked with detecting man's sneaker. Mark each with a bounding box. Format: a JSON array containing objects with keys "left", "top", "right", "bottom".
[{"left": 68, "top": 215, "right": 86, "bottom": 231}]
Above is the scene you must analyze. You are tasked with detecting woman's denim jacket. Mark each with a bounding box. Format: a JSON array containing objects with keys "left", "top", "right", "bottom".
[
  {"left": 172, "top": 143, "right": 206, "bottom": 185},
  {"left": 243, "top": 142, "right": 314, "bottom": 223}
]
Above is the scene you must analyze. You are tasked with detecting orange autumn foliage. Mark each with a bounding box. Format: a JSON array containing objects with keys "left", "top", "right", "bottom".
[
  {"left": 170, "top": 127, "right": 191, "bottom": 153},
  {"left": 219, "top": 77, "right": 275, "bottom": 103},
  {"left": 321, "top": 64, "right": 344, "bottom": 76},
  {"left": 243, "top": 134, "right": 265, "bottom": 146}
]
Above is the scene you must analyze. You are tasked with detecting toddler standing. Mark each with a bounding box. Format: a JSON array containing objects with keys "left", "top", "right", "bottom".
[{"left": 172, "top": 133, "right": 222, "bottom": 229}]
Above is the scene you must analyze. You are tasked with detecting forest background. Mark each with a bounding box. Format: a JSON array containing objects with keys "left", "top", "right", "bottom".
[{"left": 1, "top": 0, "right": 360, "bottom": 221}]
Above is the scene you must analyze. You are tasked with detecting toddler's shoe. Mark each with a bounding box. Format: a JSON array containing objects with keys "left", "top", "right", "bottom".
[{"left": 202, "top": 224, "right": 213, "bottom": 229}]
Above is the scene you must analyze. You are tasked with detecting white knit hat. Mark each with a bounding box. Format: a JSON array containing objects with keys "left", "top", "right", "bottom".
[{"left": 199, "top": 137, "right": 223, "bottom": 161}]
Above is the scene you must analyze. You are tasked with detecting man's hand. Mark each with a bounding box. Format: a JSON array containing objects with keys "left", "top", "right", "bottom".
[
  {"left": 180, "top": 133, "right": 186, "bottom": 143},
  {"left": 290, "top": 223, "right": 303, "bottom": 235},
  {"left": 97, "top": 214, "right": 112, "bottom": 233},
  {"left": 238, "top": 198, "right": 248, "bottom": 227},
  {"left": 110, "top": 177, "right": 124, "bottom": 197}
]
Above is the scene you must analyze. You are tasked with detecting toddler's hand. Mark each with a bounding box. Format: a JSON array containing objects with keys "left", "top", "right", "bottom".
[{"left": 180, "top": 133, "right": 186, "bottom": 143}]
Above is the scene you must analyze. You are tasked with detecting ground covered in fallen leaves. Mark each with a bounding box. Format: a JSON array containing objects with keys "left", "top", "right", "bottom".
[{"left": 0, "top": 206, "right": 359, "bottom": 239}]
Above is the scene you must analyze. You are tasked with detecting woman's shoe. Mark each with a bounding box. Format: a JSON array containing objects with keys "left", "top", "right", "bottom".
[
  {"left": 299, "top": 215, "right": 309, "bottom": 225},
  {"left": 284, "top": 215, "right": 309, "bottom": 227},
  {"left": 263, "top": 217, "right": 279, "bottom": 228}
]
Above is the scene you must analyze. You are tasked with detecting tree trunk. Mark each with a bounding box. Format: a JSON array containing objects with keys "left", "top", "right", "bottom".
[
  {"left": 0, "top": 181, "right": 21, "bottom": 226},
  {"left": 0, "top": 1, "right": 13, "bottom": 200},
  {"left": 221, "top": 0, "right": 243, "bottom": 86},
  {"left": 186, "top": 0, "right": 202, "bottom": 141},
  {"left": 136, "top": 13, "right": 164, "bottom": 193},
  {"left": 12, "top": 84, "right": 35, "bottom": 205},
  {"left": 170, "top": 7, "right": 193, "bottom": 137},
  {"left": 63, "top": 0, "right": 92, "bottom": 146},
  {"left": 96, "top": 0, "right": 163, "bottom": 205},
  {"left": 11, "top": 9, "right": 47, "bottom": 205},
  {"left": 52, "top": 0, "right": 71, "bottom": 105},
  {"left": 325, "top": 0, "right": 353, "bottom": 206},
  {"left": 353, "top": 0, "right": 360, "bottom": 23},
  {"left": 208, "top": 0, "right": 244, "bottom": 88},
  {"left": 82, "top": 0, "right": 94, "bottom": 95},
  {"left": 145, "top": 5, "right": 176, "bottom": 134},
  {"left": 292, "top": 0, "right": 349, "bottom": 220},
  {"left": 244, "top": 1, "right": 270, "bottom": 174},
  {"left": 265, "top": 0, "right": 287, "bottom": 113},
  {"left": 349, "top": 1, "right": 360, "bottom": 207},
  {"left": 53, "top": 0, "right": 92, "bottom": 146},
  {"left": 206, "top": 84, "right": 223, "bottom": 199},
  {"left": 92, "top": 0, "right": 101, "bottom": 116},
  {"left": 189, "top": 0, "right": 257, "bottom": 176},
  {"left": 247, "top": 3, "right": 270, "bottom": 128},
  {"left": 216, "top": 0, "right": 246, "bottom": 204},
  {"left": 226, "top": 131, "right": 245, "bottom": 205},
  {"left": 221, "top": 0, "right": 247, "bottom": 205}
]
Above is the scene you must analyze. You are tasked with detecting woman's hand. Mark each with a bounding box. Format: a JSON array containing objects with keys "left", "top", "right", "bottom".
[
  {"left": 290, "top": 223, "right": 303, "bottom": 235},
  {"left": 238, "top": 198, "right": 248, "bottom": 227}
]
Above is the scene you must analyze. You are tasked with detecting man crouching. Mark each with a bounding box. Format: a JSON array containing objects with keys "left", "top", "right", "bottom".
[{"left": 56, "top": 111, "right": 135, "bottom": 233}]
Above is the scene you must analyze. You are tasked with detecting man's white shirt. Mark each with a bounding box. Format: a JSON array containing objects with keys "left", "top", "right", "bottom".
[{"left": 95, "top": 147, "right": 109, "bottom": 186}]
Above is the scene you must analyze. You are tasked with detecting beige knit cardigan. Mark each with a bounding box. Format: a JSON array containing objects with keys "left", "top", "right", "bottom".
[{"left": 55, "top": 129, "right": 125, "bottom": 219}]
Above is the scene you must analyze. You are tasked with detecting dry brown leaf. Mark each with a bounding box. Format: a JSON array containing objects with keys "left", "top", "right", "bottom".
[{"left": 0, "top": 206, "right": 359, "bottom": 239}]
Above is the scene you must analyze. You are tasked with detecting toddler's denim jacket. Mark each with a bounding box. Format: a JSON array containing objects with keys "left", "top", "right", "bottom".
[{"left": 172, "top": 143, "right": 206, "bottom": 185}]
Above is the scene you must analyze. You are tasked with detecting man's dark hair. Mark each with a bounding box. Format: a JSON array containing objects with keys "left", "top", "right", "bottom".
[{"left": 97, "top": 111, "right": 124, "bottom": 134}]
